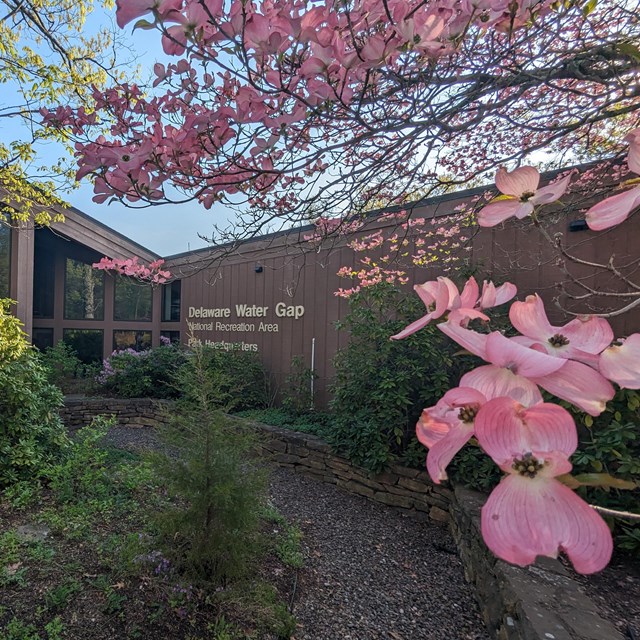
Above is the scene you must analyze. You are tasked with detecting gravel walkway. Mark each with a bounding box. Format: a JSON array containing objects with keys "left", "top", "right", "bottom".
[
  {"left": 103, "top": 426, "right": 490, "bottom": 640},
  {"left": 269, "top": 467, "right": 489, "bottom": 640}
]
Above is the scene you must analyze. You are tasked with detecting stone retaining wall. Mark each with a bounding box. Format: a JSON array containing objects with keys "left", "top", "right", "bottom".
[
  {"left": 61, "top": 396, "right": 621, "bottom": 640},
  {"left": 59, "top": 396, "right": 171, "bottom": 430},
  {"left": 254, "top": 421, "right": 453, "bottom": 524}
]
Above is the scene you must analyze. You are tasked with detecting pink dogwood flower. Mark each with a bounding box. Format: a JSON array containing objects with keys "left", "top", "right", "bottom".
[
  {"left": 509, "top": 294, "right": 613, "bottom": 365},
  {"left": 391, "top": 276, "right": 516, "bottom": 340},
  {"left": 417, "top": 386, "right": 487, "bottom": 483},
  {"left": 439, "top": 323, "right": 614, "bottom": 415},
  {"left": 477, "top": 166, "right": 572, "bottom": 227},
  {"left": 599, "top": 334, "right": 640, "bottom": 389},
  {"left": 475, "top": 397, "right": 612, "bottom": 574}
]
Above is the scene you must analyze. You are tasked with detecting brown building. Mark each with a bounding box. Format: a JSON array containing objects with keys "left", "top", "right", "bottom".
[{"left": 2, "top": 179, "right": 638, "bottom": 406}]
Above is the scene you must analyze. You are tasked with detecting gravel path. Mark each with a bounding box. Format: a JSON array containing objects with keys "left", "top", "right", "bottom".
[
  {"left": 102, "top": 426, "right": 490, "bottom": 640},
  {"left": 269, "top": 467, "right": 489, "bottom": 640}
]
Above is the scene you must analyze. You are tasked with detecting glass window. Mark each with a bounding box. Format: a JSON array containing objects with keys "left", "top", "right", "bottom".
[
  {"left": 160, "top": 330, "right": 180, "bottom": 344},
  {"left": 64, "top": 258, "right": 104, "bottom": 320},
  {"left": 32, "top": 328, "right": 54, "bottom": 351},
  {"left": 162, "top": 280, "right": 181, "bottom": 322},
  {"left": 113, "top": 330, "right": 152, "bottom": 352},
  {"left": 33, "top": 248, "right": 55, "bottom": 318},
  {"left": 62, "top": 329, "right": 104, "bottom": 363},
  {"left": 114, "top": 276, "right": 152, "bottom": 321},
  {"left": 0, "top": 222, "right": 10, "bottom": 299}
]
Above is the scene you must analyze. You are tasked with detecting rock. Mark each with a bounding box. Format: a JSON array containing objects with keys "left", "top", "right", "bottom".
[{"left": 16, "top": 524, "right": 51, "bottom": 542}]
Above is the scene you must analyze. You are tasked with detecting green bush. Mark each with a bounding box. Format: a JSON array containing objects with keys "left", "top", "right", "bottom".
[
  {"left": 150, "top": 344, "right": 267, "bottom": 585},
  {"left": 0, "top": 302, "right": 69, "bottom": 486},
  {"left": 567, "top": 389, "right": 640, "bottom": 555},
  {"left": 328, "top": 283, "right": 458, "bottom": 472},
  {"left": 281, "top": 355, "right": 317, "bottom": 414},
  {"left": 39, "top": 340, "right": 83, "bottom": 388},
  {"left": 196, "top": 347, "right": 269, "bottom": 411}
]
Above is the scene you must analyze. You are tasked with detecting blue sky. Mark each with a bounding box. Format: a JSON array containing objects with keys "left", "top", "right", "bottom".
[{"left": 1, "top": 4, "right": 231, "bottom": 257}]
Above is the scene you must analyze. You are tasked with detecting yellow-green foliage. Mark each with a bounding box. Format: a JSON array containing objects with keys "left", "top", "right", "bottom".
[
  {"left": 0, "top": 0, "right": 123, "bottom": 224},
  {"left": 0, "top": 299, "right": 28, "bottom": 365}
]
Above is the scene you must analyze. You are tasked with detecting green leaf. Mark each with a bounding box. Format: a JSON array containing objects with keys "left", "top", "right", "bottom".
[
  {"left": 572, "top": 473, "right": 637, "bottom": 490},
  {"left": 590, "top": 459, "right": 603, "bottom": 472},
  {"left": 584, "top": 415, "right": 593, "bottom": 428},
  {"left": 617, "top": 42, "right": 640, "bottom": 61},
  {"left": 582, "top": 0, "right": 597, "bottom": 16},
  {"left": 133, "top": 19, "right": 156, "bottom": 30}
]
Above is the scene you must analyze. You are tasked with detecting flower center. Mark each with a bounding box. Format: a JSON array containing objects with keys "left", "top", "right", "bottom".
[
  {"left": 512, "top": 452, "right": 544, "bottom": 478},
  {"left": 458, "top": 404, "right": 478, "bottom": 423},
  {"left": 548, "top": 333, "right": 569, "bottom": 347},
  {"left": 520, "top": 191, "right": 535, "bottom": 202}
]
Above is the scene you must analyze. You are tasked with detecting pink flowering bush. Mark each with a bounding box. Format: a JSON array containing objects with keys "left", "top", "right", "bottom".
[{"left": 95, "top": 343, "right": 187, "bottom": 399}]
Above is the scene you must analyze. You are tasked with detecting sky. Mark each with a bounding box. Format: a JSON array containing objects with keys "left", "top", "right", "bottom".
[{"left": 1, "top": 3, "right": 233, "bottom": 258}]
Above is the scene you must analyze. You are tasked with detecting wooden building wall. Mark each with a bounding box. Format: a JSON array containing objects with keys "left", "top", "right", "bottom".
[{"left": 166, "top": 187, "right": 640, "bottom": 408}]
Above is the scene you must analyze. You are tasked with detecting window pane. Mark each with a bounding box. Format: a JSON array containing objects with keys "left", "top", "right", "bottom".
[
  {"left": 114, "top": 276, "right": 152, "bottom": 321},
  {"left": 33, "top": 247, "right": 55, "bottom": 318},
  {"left": 0, "top": 222, "right": 10, "bottom": 299},
  {"left": 64, "top": 258, "right": 104, "bottom": 320},
  {"left": 113, "top": 330, "right": 152, "bottom": 352},
  {"left": 160, "top": 330, "right": 180, "bottom": 344},
  {"left": 62, "top": 329, "right": 103, "bottom": 364},
  {"left": 162, "top": 280, "right": 181, "bottom": 322},
  {"left": 32, "top": 328, "right": 54, "bottom": 351}
]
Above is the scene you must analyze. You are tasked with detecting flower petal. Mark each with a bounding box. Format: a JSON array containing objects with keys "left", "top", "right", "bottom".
[
  {"left": 417, "top": 386, "right": 486, "bottom": 450},
  {"left": 474, "top": 397, "right": 577, "bottom": 466},
  {"left": 426, "top": 422, "right": 474, "bottom": 483},
  {"left": 460, "top": 365, "right": 542, "bottom": 407},
  {"left": 435, "top": 277, "right": 460, "bottom": 316},
  {"left": 531, "top": 173, "right": 572, "bottom": 205},
  {"left": 495, "top": 166, "right": 540, "bottom": 197},
  {"left": 459, "top": 276, "right": 479, "bottom": 308},
  {"left": 485, "top": 332, "right": 565, "bottom": 378},
  {"left": 477, "top": 200, "right": 522, "bottom": 227},
  {"left": 585, "top": 187, "right": 640, "bottom": 231},
  {"left": 480, "top": 281, "right": 517, "bottom": 308},
  {"left": 438, "top": 322, "right": 488, "bottom": 359},
  {"left": 599, "top": 334, "right": 640, "bottom": 389},
  {"left": 561, "top": 315, "right": 614, "bottom": 355},
  {"left": 509, "top": 294, "right": 555, "bottom": 343},
  {"left": 481, "top": 475, "right": 613, "bottom": 574},
  {"left": 390, "top": 313, "right": 434, "bottom": 340},
  {"left": 495, "top": 283, "right": 517, "bottom": 306},
  {"left": 416, "top": 407, "right": 450, "bottom": 449},
  {"left": 624, "top": 128, "right": 640, "bottom": 175},
  {"left": 533, "top": 360, "right": 614, "bottom": 416},
  {"left": 414, "top": 280, "right": 438, "bottom": 309}
]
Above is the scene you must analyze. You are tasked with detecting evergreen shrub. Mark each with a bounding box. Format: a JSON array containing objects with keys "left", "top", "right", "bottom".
[{"left": 0, "top": 299, "right": 69, "bottom": 486}]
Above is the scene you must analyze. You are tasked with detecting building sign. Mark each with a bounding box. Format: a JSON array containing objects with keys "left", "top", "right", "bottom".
[{"left": 186, "top": 302, "right": 305, "bottom": 350}]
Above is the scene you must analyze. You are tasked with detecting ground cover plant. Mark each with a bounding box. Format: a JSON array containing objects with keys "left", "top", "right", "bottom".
[{"left": 0, "top": 420, "right": 299, "bottom": 640}]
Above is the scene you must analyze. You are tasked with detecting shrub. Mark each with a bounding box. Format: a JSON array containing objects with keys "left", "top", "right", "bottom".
[
  {"left": 191, "top": 346, "right": 269, "bottom": 411},
  {"left": 95, "top": 342, "right": 188, "bottom": 398},
  {"left": 150, "top": 344, "right": 267, "bottom": 585},
  {"left": 328, "top": 283, "right": 458, "bottom": 472},
  {"left": 39, "top": 340, "right": 83, "bottom": 388},
  {"left": 0, "top": 300, "right": 69, "bottom": 486},
  {"left": 281, "top": 355, "right": 317, "bottom": 414}
]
